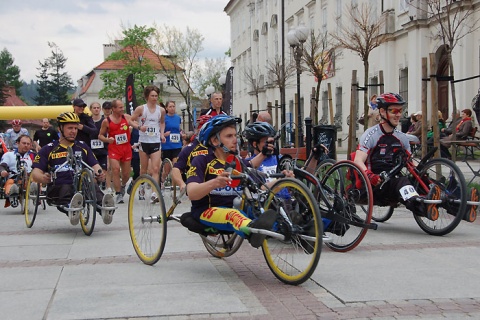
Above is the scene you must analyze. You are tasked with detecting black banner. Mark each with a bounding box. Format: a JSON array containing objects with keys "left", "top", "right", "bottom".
[
  {"left": 125, "top": 74, "right": 137, "bottom": 115},
  {"left": 222, "top": 67, "right": 234, "bottom": 115}
]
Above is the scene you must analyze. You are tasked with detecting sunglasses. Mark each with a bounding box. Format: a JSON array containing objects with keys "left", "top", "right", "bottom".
[{"left": 387, "top": 107, "right": 403, "bottom": 115}]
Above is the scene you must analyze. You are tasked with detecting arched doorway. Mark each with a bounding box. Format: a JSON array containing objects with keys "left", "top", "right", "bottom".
[{"left": 436, "top": 45, "right": 449, "bottom": 119}]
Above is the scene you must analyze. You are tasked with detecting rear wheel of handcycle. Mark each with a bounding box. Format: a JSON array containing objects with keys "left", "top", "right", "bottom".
[
  {"left": 160, "top": 158, "right": 176, "bottom": 216},
  {"left": 320, "top": 160, "right": 373, "bottom": 252},
  {"left": 314, "top": 158, "right": 336, "bottom": 181},
  {"left": 412, "top": 158, "right": 467, "bottom": 236},
  {"left": 128, "top": 174, "right": 167, "bottom": 265},
  {"left": 261, "top": 178, "right": 322, "bottom": 285},
  {"left": 79, "top": 169, "right": 97, "bottom": 236},
  {"left": 24, "top": 175, "right": 41, "bottom": 228},
  {"left": 372, "top": 205, "right": 395, "bottom": 222},
  {"left": 201, "top": 233, "right": 244, "bottom": 258}
]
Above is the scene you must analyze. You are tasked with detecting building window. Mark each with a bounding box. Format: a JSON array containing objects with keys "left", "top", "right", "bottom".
[
  {"left": 399, "top": 67, "right": 408, "bottom": 115},
  {"left": 334, "top": 86, "right": 343, "bottom": 130},
  {"left": 167, "top": 76, "right": 174, "bottom": 86},
  {"left": 370, "top": 76, "right": 379, "bottom": 97}
]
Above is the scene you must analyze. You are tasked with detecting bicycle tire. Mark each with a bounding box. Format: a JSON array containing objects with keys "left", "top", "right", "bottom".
[
  {"left": 128, "top": 174, "right": 167, "bottom": 265},
  {"left": 201, "top": 233, "right": 244, "bottom": 258},
  {"left": 261, "top": 178, "right": 322, "bottom": 285},
  {"left": 79, "top": 169, "right": 97, "bottom": 236},
  {"left": 24, "top": 175, "right": 40, "bottom": 228},
  {"left": 320, "top": 160, "right": 373, "bottom": 252},
  {"left": 19, "top": 167, "right": 28, "bottom": 214},
  {"left": 313, "top": 158, "right": 336, "bottom": 181},
  {"left": 412, "top": 158, "right": 467, "bottom": 236},
  {"left": 372, "top": 205, "right": 395, "bottom": 222},
  {"left": 160, "top": 158, "right": 176, "bottom": 217}
]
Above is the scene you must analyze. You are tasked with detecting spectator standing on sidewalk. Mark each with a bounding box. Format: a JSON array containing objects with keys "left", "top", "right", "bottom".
[
  {"left": 72, "top": 98, "right": 97, "bottom": 146},
  {"left": 33, "top": 118, "right": 58, "bottom": 152},
  {"left": 201, "top": 92, "right": 227, "bottom": 116}
]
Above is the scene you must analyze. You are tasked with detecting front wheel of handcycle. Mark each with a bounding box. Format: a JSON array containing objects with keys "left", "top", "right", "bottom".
[
  {"left": 128, "top": 174, "right": 167, "bottom": 265},
  {"left": 201, "top": 233, "right": 244, "bottom": 258},
  {"left": 79, "top": 169, "right": 97, "bottom": 236},
  {"left": 261, "top": 178, "right": 322, "bottom": 285},
  {"left": 24, "top": 175, "right": 41, "bottom": 228},
  {"left": 412, "top": 158, "right": 467, "bottom": 236},
  {"left": 372, "top": 205, "right": 395, "bottom": 223},
  {"left": 18, "top": 167, "right": 29, "bottom": 214},
  {"left": 320, "top": 160, "right": 374, "bottom": 252}
]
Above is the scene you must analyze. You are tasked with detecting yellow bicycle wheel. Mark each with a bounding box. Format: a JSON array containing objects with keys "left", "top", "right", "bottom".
[
  {"left": 128, "top": 174, "right": 166, "bottom": 265},
  {"left": 261, "top": 178, "right": 322, "bottom": 285}
]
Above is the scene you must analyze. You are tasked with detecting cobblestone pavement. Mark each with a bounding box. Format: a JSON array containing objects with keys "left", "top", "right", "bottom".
[{"left": 1, "top": 189, "right": 479, "bottom": 319}]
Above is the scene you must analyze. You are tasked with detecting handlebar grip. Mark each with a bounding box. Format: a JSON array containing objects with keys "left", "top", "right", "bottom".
[{"left": 267, "top": 173, "right": 285, "bottom": 179}]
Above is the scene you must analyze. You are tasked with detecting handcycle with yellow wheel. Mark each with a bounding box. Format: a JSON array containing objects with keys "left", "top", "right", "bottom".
[
  {"left": 128, "top": 153, "right": 322, "bottom": 285},
  {"left": 25, "top": 146, "right": 116, "bottom": 236}
]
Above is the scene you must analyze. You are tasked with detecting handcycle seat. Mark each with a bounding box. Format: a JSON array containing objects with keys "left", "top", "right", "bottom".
[{"left": 180, "top": 211, "right": 234, "bottom": 236}]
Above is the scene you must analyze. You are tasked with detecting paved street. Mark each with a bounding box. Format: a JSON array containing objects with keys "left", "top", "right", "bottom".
[{"left": 1, "top": 167, "right": 480, "bottom": 319}]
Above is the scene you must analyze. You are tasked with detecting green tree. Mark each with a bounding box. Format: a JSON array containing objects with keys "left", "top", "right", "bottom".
[
  {"left": 0, "top": 48, "right": 22, "bottom": 105},
  {"left": 99, "top": 25, "right": 157, "bottom": 105},
  {"left": 34, "top": 42, "right": 74, "bottom": 105}
]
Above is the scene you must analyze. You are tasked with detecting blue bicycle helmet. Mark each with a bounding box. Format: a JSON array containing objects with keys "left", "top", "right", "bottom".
[
  {"left": 243, "top": 121, "right": 276, "bottom": 142},
  {"left": 198, "top": 115, "right": 242, "bottom": 147}
]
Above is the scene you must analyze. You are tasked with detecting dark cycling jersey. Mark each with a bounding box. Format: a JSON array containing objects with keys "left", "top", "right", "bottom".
[
  {"left": 358, "top": 124, "right": 411, "bottom": 174},
  {"left": 173, "top": 140, "right": 208, "bottom": 174},
  {"left": 32, "top": 140, "right": 99, "bottom": 185},
  {"left": 186, "top": 151, "right": 248, "bottom": 219}
]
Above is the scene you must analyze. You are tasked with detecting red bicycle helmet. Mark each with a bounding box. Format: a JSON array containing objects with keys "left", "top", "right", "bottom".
[
  {"left": 196, "top": 114, "right": 213, "bottom": 130},
  {"left": 11, "top": 119, "right": 22, "bottom": 126},
  {"left": 376, "top": 93, "right": 405, "bottom": 110}
]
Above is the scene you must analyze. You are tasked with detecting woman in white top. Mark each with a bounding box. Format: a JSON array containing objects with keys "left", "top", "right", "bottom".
[{"left": 131, "top": 85, "right": 166, "bottom": 185}]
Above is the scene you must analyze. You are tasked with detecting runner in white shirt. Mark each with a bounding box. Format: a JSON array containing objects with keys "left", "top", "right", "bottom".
[{"left": 130, "top": 85, "right": 166, "bottom": 190}]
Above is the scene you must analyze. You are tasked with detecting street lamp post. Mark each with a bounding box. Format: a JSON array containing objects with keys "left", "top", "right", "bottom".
[
  {"left": 287, "top": 25, "right": 309, "bottom": 148},
  {"left": 218, "top": 75, "right": 227, "bottom": 114},
  {"left": 205, "top": 85, "right": 215, "bottom": 109},
  {"left": 179, "top": 102, "right": 187, "bottom": 131}
]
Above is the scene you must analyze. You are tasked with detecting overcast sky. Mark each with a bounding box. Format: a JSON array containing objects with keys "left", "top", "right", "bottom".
[{"left": 0, "top": 0, "right": 230, "bottom": 83}]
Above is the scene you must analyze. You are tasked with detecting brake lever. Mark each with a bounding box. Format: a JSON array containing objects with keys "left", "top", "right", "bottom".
[{"left": 379, "top": 171, "right": 389, "bottom": 189}]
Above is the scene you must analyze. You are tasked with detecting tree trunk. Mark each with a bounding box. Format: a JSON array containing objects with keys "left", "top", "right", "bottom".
[{"left": 363, "top": 59, "right": 369, "bottom": 131}]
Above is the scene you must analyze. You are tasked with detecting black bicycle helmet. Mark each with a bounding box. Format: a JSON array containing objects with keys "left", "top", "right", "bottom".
[
  {"left": 376, "top": 93, "right": 405, "bottom": 110},
  {"left": 243, "top": 121, "right": 276, "bottom": 141},
  {"left": 198, "top": 115, "right": 242, "bottom": 147}
]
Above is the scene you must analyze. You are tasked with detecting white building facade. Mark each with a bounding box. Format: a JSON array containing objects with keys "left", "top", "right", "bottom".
[{"left": 225, "top": 0, "right": 480, "bottom": 150}]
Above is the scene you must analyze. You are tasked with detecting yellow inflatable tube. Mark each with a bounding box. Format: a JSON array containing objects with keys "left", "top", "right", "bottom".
[{"left": 0, "top": 106, "right": 91, "bottom": 120}]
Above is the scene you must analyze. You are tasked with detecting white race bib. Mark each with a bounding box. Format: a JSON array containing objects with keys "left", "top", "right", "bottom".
[
  {"left": 115, "top": 133, "right": 128, "bottom": 145},
  {"left": 91, "top": 139, "right": 104, "bottom": 149},
  {"left": 146, "top": 127, "right": 158, "bottom": 137},
  {"left": 399, "top": 185, "right": 419, "bottom": 201},
  {"left": 170, "top": 133, "right": 181, "bottom": 143}
]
